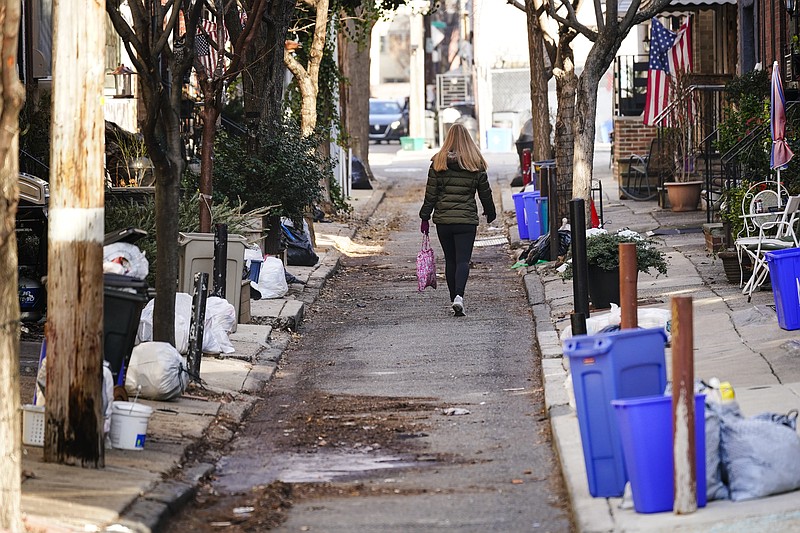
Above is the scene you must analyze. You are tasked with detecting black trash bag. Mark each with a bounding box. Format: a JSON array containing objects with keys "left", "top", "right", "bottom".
[
  {"left": 281, "top": 223, "right": 319, "bottom": 266},
  {"left": 520, "top": 230, "right": 571, "bottom": 264},
  {"left": 285, "top": 270, "right": 305, "bottom": 285},
  {"left": 351, "top": 156, "right": 372, "bottom": 190}
]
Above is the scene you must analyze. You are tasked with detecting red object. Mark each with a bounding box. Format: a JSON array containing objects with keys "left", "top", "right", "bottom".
[
  {"left": 522, "top": 149, "right": 532, "bottom": 186},
  {"left": 590, "top": 199, "right": 600, "bottom": 228}
]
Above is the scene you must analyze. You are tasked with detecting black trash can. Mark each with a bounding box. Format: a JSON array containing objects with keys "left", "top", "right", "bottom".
[{"left": 104, "top": 273, "right": 149, "bottom": 386}]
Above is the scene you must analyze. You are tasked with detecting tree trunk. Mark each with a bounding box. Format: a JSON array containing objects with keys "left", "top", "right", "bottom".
[
  {"left": 199, "top": 101, "right": 220, "bottom": 233},
  {"left": 572, "top": 64, "right": 601, "bottom": 206},
  {"left": 152, "top": 67, "right": 188, "bottom": 345},
  {"left": 524, "top": 0, "right": 552, "bottom": 162},
  {"left": 249, "top": 0, "right": 295, "bottom": 135},
  {"left": 284, "top": 0, "right": 330, "bottom": 204},
  {"left": 338, "top": 14, "right": 375, "bottom": 180},
  {"left": 554, "top": 34, "right": 577, "bottom": 220},
  {"left": 45, "top": 0, "right": 105, "bottom": 467},
  {"left": 0, "top": 0, "right": 25, "bottom": 526}
]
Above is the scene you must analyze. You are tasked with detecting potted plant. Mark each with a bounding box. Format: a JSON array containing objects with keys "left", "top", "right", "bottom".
[
  {"left": 663, "top": 70, "right": 703, "bottom": 211},
  {"left": 562, "top": 231, "right": 668, "bottom": 309}
]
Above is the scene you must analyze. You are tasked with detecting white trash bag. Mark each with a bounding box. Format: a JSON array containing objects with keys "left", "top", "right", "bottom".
[
  {"left": 138, "top": 293, "right": 236, "bottom": 355},
  {"left": 251, "top": 256, "right": 288, "bottom": 299},
  {"left": 103, "top": 242, "right": 149, "bottom": 279},
  {"left": 560, "top": 303, "right": 671, "bottom": 341},
  {"left": 125, "top": 342, "right": 189, "bottom": 401},
  {"left": 138, "top": 293, "right": 193, "bottom": 354}
]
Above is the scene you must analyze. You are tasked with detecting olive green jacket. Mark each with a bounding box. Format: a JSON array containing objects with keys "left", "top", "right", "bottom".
[{"left": 419, "top": 163, "right": 497, "bottom": 225}]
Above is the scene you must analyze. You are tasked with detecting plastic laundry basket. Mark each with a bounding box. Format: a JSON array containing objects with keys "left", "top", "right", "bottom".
[{"left": 22, "top": 404, "right": 45, "bottom": 446}]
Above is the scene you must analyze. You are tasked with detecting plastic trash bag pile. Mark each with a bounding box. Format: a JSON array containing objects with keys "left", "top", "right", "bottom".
[
  {"left": 702, "top": 379, "right": 800, "bottom": 502},
  {"left": 137, "top": 292, "right": 236, "bottom": 356}
]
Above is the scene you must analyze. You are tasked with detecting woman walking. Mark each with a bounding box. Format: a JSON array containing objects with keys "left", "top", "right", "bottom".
[{"left": 419, "top": 123, "right": 497, "bottom": 316}]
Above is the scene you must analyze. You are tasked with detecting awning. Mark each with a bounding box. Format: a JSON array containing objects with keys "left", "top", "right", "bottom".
[{"left": 619, "top": 0, "right": 735, "bottom": 14}]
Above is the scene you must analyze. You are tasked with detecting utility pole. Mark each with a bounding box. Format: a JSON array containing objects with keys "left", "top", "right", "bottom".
[
  {"left": 45, "top": 0, "right": 106, "bottom": 467},
  {"left": 409, "top": 5, "right": 426, "bottom": 142},
  {"left": 0, "top": 0, "right": 26, "bottom": 527}
]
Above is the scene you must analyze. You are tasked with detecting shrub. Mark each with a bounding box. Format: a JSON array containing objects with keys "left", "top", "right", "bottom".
[
  {"left": 208, "top": 118, "right": 326, "bottom": 223},
  {"left": 561, "top": 231, "right": 668, "bottom": 279}
]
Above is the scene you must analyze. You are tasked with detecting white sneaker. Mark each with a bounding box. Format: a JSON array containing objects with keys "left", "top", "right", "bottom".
[{"left": 452, "top": 296, "right": 465, "bottom": 317}]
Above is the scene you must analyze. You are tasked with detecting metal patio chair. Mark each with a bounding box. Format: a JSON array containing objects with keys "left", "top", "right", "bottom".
[{"left": 734, "top": 195, "right": 800, "bottom": 301}]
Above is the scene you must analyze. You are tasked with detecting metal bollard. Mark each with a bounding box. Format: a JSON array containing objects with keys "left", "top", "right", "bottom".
[
  {"left": 570, "top": 198, "right": 590, "bottom": 322},
  {"left": 548, "top": 168, "right": 559, "bottom": 261},
  {"left": 213, "top": 223, "right": 228, "bottom": 298}
]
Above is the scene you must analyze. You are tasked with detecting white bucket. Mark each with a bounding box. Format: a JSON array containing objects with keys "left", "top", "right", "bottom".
[{"left": 110, "top": 401, "right": 153, "bottom": 450}]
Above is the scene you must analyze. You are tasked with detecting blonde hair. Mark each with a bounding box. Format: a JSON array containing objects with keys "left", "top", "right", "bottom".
[{"left": 431, "top": 123, "right": 488, "bottom": 172}]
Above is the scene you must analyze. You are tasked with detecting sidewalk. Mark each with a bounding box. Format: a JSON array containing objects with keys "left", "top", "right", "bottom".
[
  {"left": 18, "top": 145, "right": 800, "bottom": 531},
  {"left": 18, "top": 187, "right": 385, "bottom": 532},
  {"left": 501, "top": 147, "right": 800, "bottom": 531}
]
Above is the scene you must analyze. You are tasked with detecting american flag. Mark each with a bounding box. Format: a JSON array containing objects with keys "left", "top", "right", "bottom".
[
  {"left": 196, "top": 19, "right": 228, "bottom": 76},
  {"left": 643, "top": 19, "right": 676, "bottom": 126},
  {"left": 643, "top": 17, "right": 693, "bottom": 126}
]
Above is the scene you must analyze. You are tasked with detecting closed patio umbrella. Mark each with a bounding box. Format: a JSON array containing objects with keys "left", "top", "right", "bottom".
[{"left": 771, "top": 60, "right": 794, "bottom": 207}]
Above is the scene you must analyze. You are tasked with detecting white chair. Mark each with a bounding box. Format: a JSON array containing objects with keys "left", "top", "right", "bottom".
[{"left": 734, "top": 195, "right": 800, "bottom": 301}]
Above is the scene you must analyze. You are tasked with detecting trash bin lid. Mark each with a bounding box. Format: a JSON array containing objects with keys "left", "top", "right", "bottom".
[
  {"left": 103, "top": 273, "right": 148, "bottom": 291},
  {"left": 104, "top": 227, "right": 147, "bottom": 246}
]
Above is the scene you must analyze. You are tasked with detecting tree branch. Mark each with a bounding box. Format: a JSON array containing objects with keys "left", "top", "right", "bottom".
[{"left": 506, "top": 0, "right": 526, "bottom": 12}]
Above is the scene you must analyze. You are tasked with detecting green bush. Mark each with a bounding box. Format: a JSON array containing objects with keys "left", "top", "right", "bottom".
[
  {"left": 206, "top": 118, "right": 326, "bottom": 223},
  {"left": 562, "top": 231, "right": 668, "bottom": 279}
]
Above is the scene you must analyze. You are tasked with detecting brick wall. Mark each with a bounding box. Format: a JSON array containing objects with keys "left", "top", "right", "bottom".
[{"left": 612, "top": 117, "right": 657, "bottom": 185}]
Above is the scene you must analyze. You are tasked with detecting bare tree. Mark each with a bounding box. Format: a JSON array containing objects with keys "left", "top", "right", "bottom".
[
  {"left": 0, "top": 0, "right": 25, "bottom": 527},
  {"left": 195, "top": 0, "right": 268, "bottom": 233},
  {"left": 548, "top": 0, "right": 671, "bottom": 205},
  {"left": 521, "top": 0, "right": 555, "bottom": 162},
  {"left": 106, "top": 0, "right": 203, "bottom": 344},
  {"left": 338, "top": 6, "right": 376, "bottom": 180}
]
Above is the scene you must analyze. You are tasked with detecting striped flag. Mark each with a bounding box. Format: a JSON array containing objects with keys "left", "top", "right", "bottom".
[
  {"left": 196, "top": 19, "right": 229, "bottom": 76},
  {"left": 643, "top": 19, "right": 676, "bottom": 126},
  {"left": 669, "top": 17, "right": 692, "bottom": 75},
  {"left": 643, "top": 17, "right": 693, "bottom": 126}
]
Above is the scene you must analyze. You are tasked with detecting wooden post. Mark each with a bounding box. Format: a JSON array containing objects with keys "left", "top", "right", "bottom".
[
  {"left": 44, "top": 0, "right": 106, "bottom": 467},
  {"left": 619, "top": 243, "right": 638, "bottom": 329},
  {"left": 672, "top": 296, "right": 696, "bottom": 514}
]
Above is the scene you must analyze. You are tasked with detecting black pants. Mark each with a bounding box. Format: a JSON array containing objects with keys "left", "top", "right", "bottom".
[{"left": 436, "top": 224, "right": 477, "bottom": 301}]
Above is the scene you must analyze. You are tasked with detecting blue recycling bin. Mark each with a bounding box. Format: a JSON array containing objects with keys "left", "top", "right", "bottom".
[
  {"left": 563, "top": 328, "right": 668, "bottom": 497},
  {"left": 766, "top": 247, "right": 800, "bottom": 330},
  {"left": 612, "top": 394, "right": 707, "bottom": 513},
  {"left": 247, "top": 259, "right": 263, "bottom": 282},
  {"left": 522, "top": 191, "right": 542, "bottom": 241},
  {"left": 538, "top": 197, "right": 549, "bottom": 233},
  {"left": 512, "top": 192, "right": 529, "bottom": 240}
]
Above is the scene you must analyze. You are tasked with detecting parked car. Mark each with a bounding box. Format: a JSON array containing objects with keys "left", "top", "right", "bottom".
[{"left": 369, "top": 99, "right": 407, "bottom": 143}]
